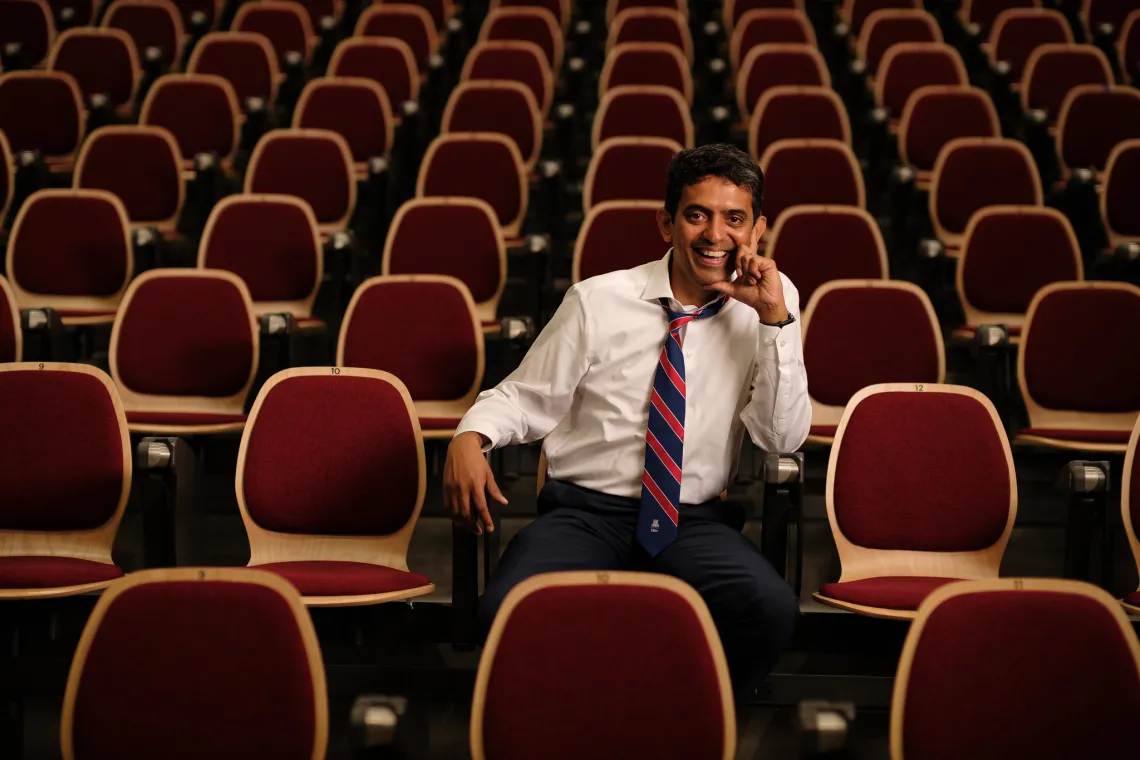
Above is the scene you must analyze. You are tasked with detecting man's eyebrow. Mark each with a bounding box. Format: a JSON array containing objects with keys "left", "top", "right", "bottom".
[{"left": 682, "top": 204, "right": 749, "bottom": 217}]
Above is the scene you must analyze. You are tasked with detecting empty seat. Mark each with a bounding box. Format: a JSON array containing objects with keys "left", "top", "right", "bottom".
[
  {"left": 757, "top": 139, "right": 865, "bottom": 228},
  {"left": 955, "top": 206, "right": 1082, "bottom": 339},
  {"left": 140, "top": 74, "right": 242, "bottom": 175},
  {"left": 899, "top": 85, "right": 1000, "bottom": 186},
  {"left": 1021, "top": 43, "right": 1113, "bottom": 124},
  {"left": 930, "top": 137, "right": 1042, "bottom": 251},
  {"left": 480, "top": 6, "right": 563, "bottom": 70},
  {"left": 354, "top": 4, "right": 437, "bottom": 67},
  {"left": 74, "top": 125, "right": 183, "bottom": 235},
  {"left": 959, "top": 0, "right": 1039, "bottom": 37},
  {"left": 417, "top": 133, "right": 528, "bottom": 237},
  {"left": 842, "top": 0, "right": 921, "bottom": 37},
  {"left": 380, "top": 0, "right": 452, "bottom": 30},
  {"left": 731, "top": 9, "right": 816, "bottom": 74},
  {"left": 876, "top": 42, "right": 968, "bottom": 122},
  {"left": 1055, "top": 85, "right": 1140, "bottom": 178},
  {"left": 766, "top": 205, "right": 888, "bottom": 309},
  {"left": 0, "top": 71, "right": 85, "bottom": 172},
  {"left": 726, "top": 0, "right": 806, "bottom": 30},
  {"left": 814, "top": 383, "right": 1016, "bottom": 617},
  {"left": 199, "top": 195, "right": 322, "bottom": 325},
  {"left": 383, "top": 198, "right": 506, "bottom": 329},
  {"left": 48, "top": 28, "right": 140, "bottom": 114},
  {"left": 472, "top": 571, "right": 735, "bottom": 760},
  {"left": 60, "top": 568, "right": 328, "bottom": 757},
  {"left": 0, "top": 363, "right": 129, "bottom": 597},
  {"left": 1122, "top": 10, "right": 1139, "bottom": 85},
  {"left": 737, "top": 44, "right": 830, "bottom": 120},
  {"left": 327, "top": 37, "right": 419, "bottom": 109},
  {"left": 1017, "top": 281, "right": 1140, "bottom": 451},
  {"left": 857, "top": 9, "right": 942, "bottom": 80},
  {"left": 609, "top": 8, "right": 693, "bottom": 60},
  {"left": 1102, "top": 138, "right": 1140, "bottom": 248},
  {"left": 293, "top": 78, "right": 393, "bottom": 178},
  {"left": 985, "top": 8, "right": 1072, "bottom": 82},
  {"left": 103, "top": 0, "right": 185, "bottom": 70},
  {"left": 0, "top": 0, "right": 54, "bottom": 68},
  {"left": 594, "top": 85, "right": 694, "bottom": 149},
  {"left": 237, "top": 367, "right": 435, "bottom": 603},
  {"left": 245, "top": 129, "right": 355, "bottom": 237},
  {"left": 490, "top": 0, "right": 570, "bottom": 31},
  {"left": 1123, "top": 419, "right": 1140, "bottom": 614},
  {"left": 1084, "top": 0, "right": 1139, "bottom": 35},
  {"left": 0, "top": 276, "right": 19, "bottom": 363},
  {"left": 892, "top": 579, "right": 1140, "bottom": 759},
  {"left": 583, "top": 136, "right": 682, "bottom": 213},
  {"left": 462, "top": 40, "right": 553, "bottom": 114},
  {"left": 188, "top": 32, "right": 281, "bottom": 106},
  {"left": 803, "top": 281, "right": 943, "bottom": 443},
  {"left": 6, "top": 189, "right": 132, "bottom": 325},
  {"left": 110, "top": 269, "right": 257, "bottom": 435},
  {"left": 442, "top": 81, "right": 542, "bottom": 170},
  {"left": 749, "top": 86, "right": 851, "bottom": 162},
  {"left": 573, "top": 200, "right": 668, "bottom": 283},
  {"left": 232, "top": 0, "right": 316, "bottom": 68},
  {"left": 601, "top": 42, "right": 693, "bottom": 103},
  {"left": 607, "top": 0, "right": 688, "bottom": 22}
]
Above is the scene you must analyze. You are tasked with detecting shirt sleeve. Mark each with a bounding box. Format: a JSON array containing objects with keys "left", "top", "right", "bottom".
[
  {"left": 740, "top": 272, "right": 812, "bottom": 454},
  {"left": 453, "top": 284, "right": 595, "bottom": 451}
]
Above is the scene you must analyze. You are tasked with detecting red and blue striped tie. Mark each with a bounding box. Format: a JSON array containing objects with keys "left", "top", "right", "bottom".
[{"left": 638, "top": 295, "right": 728, "bottom": 556}]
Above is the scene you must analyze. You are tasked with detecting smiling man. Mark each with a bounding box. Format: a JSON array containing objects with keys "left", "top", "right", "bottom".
[{"left": 444, "top": 144, "right": 811, "bottom": 697}]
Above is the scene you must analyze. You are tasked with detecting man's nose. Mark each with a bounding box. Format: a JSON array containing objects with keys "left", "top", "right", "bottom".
[{"left": 704, "top": 216, "right": 728, "bottom": 244}]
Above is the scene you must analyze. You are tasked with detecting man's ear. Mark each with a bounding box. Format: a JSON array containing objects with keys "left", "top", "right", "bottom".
[
  {"left": 751, "top": 215, "right": 767, "bottom": 246},
  {"left": 655, "top": 207, "right": 675, "bottom": 243}
]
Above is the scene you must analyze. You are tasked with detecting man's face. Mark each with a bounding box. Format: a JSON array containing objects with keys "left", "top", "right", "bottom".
[{"left": 657, "top": 176, "right": 767, "bottom": 296}]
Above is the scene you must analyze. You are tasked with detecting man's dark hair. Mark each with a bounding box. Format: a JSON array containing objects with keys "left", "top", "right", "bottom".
[{"left": 663, "top": 143, "right": 764, "bottom": 220}]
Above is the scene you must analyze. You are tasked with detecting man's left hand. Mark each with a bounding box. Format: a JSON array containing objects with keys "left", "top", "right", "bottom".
[{"left": 708, "top": 245, "right": 789, "bottom": 324}]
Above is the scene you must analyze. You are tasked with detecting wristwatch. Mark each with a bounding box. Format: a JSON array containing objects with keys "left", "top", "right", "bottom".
[{"left": 760, "top": 312, "right": 796, "bottom": 328}]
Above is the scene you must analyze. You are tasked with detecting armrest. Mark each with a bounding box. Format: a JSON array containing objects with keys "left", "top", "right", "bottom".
[
  {"left": 797, "top": 700, "right": 856, "bottom": 757},
  {"left": 1059, "top": 168, "right": 1104, "bottom": 270},
  {"left": 56, "top": 6, "right": 77, "bottom": 32},
  {"left": 20, "top": 307, "right": 67, "bottom": 362},
  {"left": 1, "top": 41, "right": 24, "bottom": 71},
  {"left": 971, "top": 325, "right": 1013, "bottom": 434},
  {"left": 325, "top": 229, "right": 363, "bottom": 318},
  {"left": 507, "top": 233, "right": 552, "bottom": 323},
  {"left": 85, "top": 93, "right": 114, "bottom": 135},
  {"left": 445, "top": 17, "right": 468, "bottom": 82},
  {"left": 1059, "top": 460, "right": 1111, "bottom": 585},
  {"left": 760, "top": 452, "right": 805, "bottom": 596},
  {"left": 240, "top": 96, "right": 272, "bottom": 153},
  {"left": 12, "top": 149, "right": 51, "bottom": 223},
  {"left": 257, "top": 312, "right": 299, "bottom": 383},
  {"left": 134, "top": 436, "right": 198, "bottom": 567}
]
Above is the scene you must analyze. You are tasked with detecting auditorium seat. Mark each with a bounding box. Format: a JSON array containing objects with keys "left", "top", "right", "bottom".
[
  {"left": 725, "top": 0, "right": 806, "bottom": 31},
  {"left": 74, "top": 125, "right": 183, "bottom": 237},
  {"left": 984, "top": 8, "right": 1072, "bottom": 83},
  {"left": 1122, "top": 419, "right": 1140, "bottom": 614},
  {"left": 245, "top": 128, "right": 356, "bottom": 238},
  {"left": 479, "top": 6, "right": 563, "bottom": 71},
  {"left": 731, "top": 10, "right": 817, "bottom": 75},
  {"left": 876, "top": 43, "right": 968, "bottom": 126},
  {"left": 232, "top": 0, "right": 317, "bottom": 69},
  {"left": 601, "top": 42, "right": 693, "bottom": 104},
  {"left": 736, "top": 43, "right": 829, "bottom": 121},
  {"left": 199, "top": 195, "right": 323, "bottom": 328},
  {"left": 749, "top": 86, "right": 851, "bottom": 161},
  {"left": 803, "top": 281, "right": 943, "bottom": 444},
  {"left": 898, "top": 85, "right": 1000, "bottom": 188},
  {"left": 842, "top": 0, "right": 921, "bottom": 38},
  {"left": 60, "top": 568, "right": 328, "bottom": 758},
  {"left": 48, "top": 28, "right": 140, "bottom": 116},
  {"left": 103, "top": 0, "right": 185, "bottom": 71},
  {"left": 442, "top": 82, "right": 542, "bottom": 171},
  {"left": 339, "top": 276, "right": 483, "bottom": 437},
  {"left": 594, "top": 85, "right": 694, "bottom": 149},
  {"left": 472, "top": 571, "right": 735, "bottom": 760},
  {"left": 757, "top": 139, "right": 865, "bottom": 230},
  {"left": 237, "top": 367, "right": 435, "bottom": 604},
  {"left": 1083, "top": 0, "right": 1138, "bottom": 36},
  {"left": 0, "top": 71, "right": 85, "bottom": 173},
  {"left": 354, "top": 4, "right": 437, "bottom": 67},
  {"left": 292, "top": 0, "right": 341, "bottom": 27},
  {"left": 609, "top": 7, "right": 693, "bottom": 61},
  {"left": 382, "top": 0, "right": 453, "bottom": 31},
  {"left": 857, "top": 9, "right": 942, "bottom": 81},
  {"left": 0, "top": 363, "right": 128, "bottom": 598},
  {"left": 1055, "top": 85, "right": 1140, "bottom": 180},
  {"left": 110, "top": 269, "right": 257, "bottom": 435},
  {"left": 187, "top": 32, "right": 281, "bottom": 108},
  {"left": 293, "top": 77, "right": 393, "bottom": 179},
  {"left": 573, "top": 200, "right": 668, "bottom": 283},
  {"left": 813, "top": 383, "right": 1016, "bottom": 617},
  {"left": 929, "top": 137, "right": 1042, "bottom": 252},
  {"left": 1121, "top": 11, "right": 1139, "bottom": 84},
  {"left": 327, "top": 37, "right": 419, "bottom": 111},
  {"left": 0, "top": 0, "right": 55, "bottom": 68},
  {"left": 583, "top": 136, "right": 682, "bottom": 213},
  {"left": 891, "top": 579, "right": 1140, "bottom": 758},
  {"left": 140, "top": 74, "right": 242, "bottom": 176},
  {"left": 6, "top": 189, "right": 132, "bottom": 325},
  {"left": 168, "top": 0, "right": 222, "bottom": 31},
  {"left": 383, "top": 198, "right": 506, "bottom": 329},
  {"left": 0, "top": 131, "right": 11, "bottom": 233},
  {"left": 1016, "top": 281, "right": 1140, "bottom": 452},
  {"left": 1021, "top": 43, "right": 1113, "bottom": 124},
  {"left": 954, "top": 206, "right": 1081, "bottom": 341},
  {"left": 0, "top": 276, "right": 19, "bottom": 363},
  {"left": 417, "top": 133, "right": 528, "bottom": 237},
  {"left": 462, "top": 40, "right": 553, "bottom": 115},
  {"left": 607, "top": 0, "right": 688, "bottom": 22},
  {"left": 958, "top": 0, "right": 1039, "bottom": 38},
  {"left": 766, "top": 205, "right": 888, "bottom": 308},
  {"left": 490, "top": 0, "right": 570, "bottom": 32},
  {"left": 1102, "top": 138, "right": 1140, "bottom": 249}
]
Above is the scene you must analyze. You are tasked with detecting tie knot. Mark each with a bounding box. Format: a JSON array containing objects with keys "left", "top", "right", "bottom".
[{"left": 661, "top": 295, "right": 727, "bottom": 325}]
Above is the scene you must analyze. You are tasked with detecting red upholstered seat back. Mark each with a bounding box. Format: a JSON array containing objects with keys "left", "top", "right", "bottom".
[
  {"left": 10, "top": 190, "right": 130, "bottom": 297},
  {"left": 612, "top": 0, "right": 683, "bottom": 14},
  {"left": 114, "top": 273, "right": 255, "bottom": 397},
  {"left": 1124, "top": 12, "right": 1140, "bottom": 82},
  {"left": 142, "top": 75, "right": 239, "bottom": 163},
  {"left": 598, "top": 88, "right": 690, "bottom": 146},
  {"left": 235, "top": 4, "right": 310, "bottom": 67},
  {"left": 248, "top": 131, "right": 353, "bottom": 225},
  {"left": 399, "top": 0, "right": 449, "bottom": 30},
  {"left": 991, "top": 10, "right": 1071, "bottom": 80},
  {"left": 0, "top": 73, "right": 82, "bottom": 159},
  {"left": 0, "top": 279, "right": 18, "bottom": 362},
  {"left": 752, "top": 87, "right": 848, "bottom": 160},
  {"left": 191, "top": 34, "right": 276, "bottom": 103},
  {"left": 106, "top": 1, "right": 182, "bottom": 68},
  {"left": 741, "top": 46, "right": 827, "bottom": 116},
  {"left": 1059, "top": 87, "right": 1140, "bottom": 171},
  {"left": 848, "top": 0, "right": 919, "bottom": 35},
  {"left": 759, "top": 141, "right": 863, "bottom": 226},
  {"left": 484, "top": 9, "right": 559, "bottom": 67},
  {"left": 169, "top": 0, "right": 217, "bottom": 28},
  {"left": 805, "top": 284, "right": 941, "bottom": 406},
  {"left": 69, "top": 577, "right": 321, "bottom": 760},
  {"left": 899, "top": 587, "right": 1140, "bottom": 759},
  {"left": 730, "top": 0, "right": 803, "bottom": 27},
  {"left": 51, "top": 31, "right": 137, "bottom": 108},
  {"left": 386, "top": 201, "right": 503, "bottom": 303},
  {"left": 768, "top": 208, "right": 886, "bottom": 306},
  {"left": 606, "top": 45, "right": 688, "bottom": 96},
  {"left": 588, "top": 140, "right": 678, "bottom": 208},
  {"left": 1024, "top": 45, "right": 1112, "bottom": 123},
  {"left": 329, "top": 39, "right": 416, "bottom": 107},
  {"left": 933, "top": 139, "right": 1039, "bottom": 235},
  {"left": 358, "top": 7, "right": 434, "bottom": 65},
  {"left": 466, "top": 43, "right": 549, "bottom": 112},
  {"left": 1087, "top": 0, "right": 1139, "bottom": 30},
  {"left": 1022, "top": 285, "right": 1140, "bottom": 412},
  {"left": 833, "top": 389, "right": 1011, "bottom": 551},
  {"left": 576, "top": 202, "right": 669, "bottom": 281},
  {"left": 902, "top": 87, "right": 998, "bottom": 172},
  {"left": 879, "top": 44, "right": 966, "bottom": 116},
  {"left": 202, "top": 197, "right": 319, "bottom": 303},
  {"left": 77, "top": 127, "right": 181, "bottom": 224},
  {"left": 444, "top": 84, "right": 538, "bottom": 164},
  {"left": 733, "top": 11, "right": 814, "bottom": 72},
  {"left": 292, "top": 0, "right": 338, "bottom": 26},
  {"left": 496, "top": 0, "right": 566, "bottom": 27},
  {"left": 614, "top": 11, "right": 689, "bottom": 52},
  {"left": 419, "top": 136, "right": 523, "bottom": 228},
  {"left": 0, "top": 367, "right": 126, "bottom": 531},
  {"left": 296, "top": 80, "right": 392, "bottom": 161},
  {"left": 961, "top": 208, "right": 1080, "bottom": 315},
  {"left": 480, "top": 580, "right": 728, "bottom": 760},
  {"left": 861, "top": 11, "right": 940, "bottom": 75},
  {"left": 1105, "top": 140, "right": 1140, "bottom": 237},
  {"left": 0, "top": 0, "right": 52, "bottom": 66},
  {"left": 242, "top": 373, "right": 422, "bottom": 535},
  {"left": 965, "top": 0, "right": 1037, "bottom": 35}
]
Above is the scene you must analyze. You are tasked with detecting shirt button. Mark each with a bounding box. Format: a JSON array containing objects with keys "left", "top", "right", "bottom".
[
  {"left": 684, "top": 351, "right": 692, "bottom": 358},
  {"left": 779, "top": 341, "right": 787, "bottom": 348},
  {"left": 764, "top": 339, "right": 775, "bottom": 347}
]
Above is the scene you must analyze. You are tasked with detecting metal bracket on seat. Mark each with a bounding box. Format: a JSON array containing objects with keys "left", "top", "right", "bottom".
[{"left": 761, "top": 451, "right": 806, "bottom": 596}]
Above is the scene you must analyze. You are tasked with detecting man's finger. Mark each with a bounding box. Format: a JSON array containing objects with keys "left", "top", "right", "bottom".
[
  {"left": 472, "top": 486, "right": 495, "bottom": 533},
  {"left": 485, "top": 468, "right": 509, "bottom": 505}
]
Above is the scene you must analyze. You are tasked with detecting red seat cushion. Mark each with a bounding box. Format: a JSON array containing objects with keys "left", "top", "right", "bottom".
[
  {"left": 126, "top": 411, "right": 247, "bottom": 427},
  {"left": 1019, "top": 427, "right": 1133, "bottom": 444},
  {"left": 1124, "top": 590, "right": 1140, "bottom": 607},
  {"left": 0, "top": 556, "right": 123, "bottom": 588},
  {"left": 254, "top": 561, "right": 431, "bottom": 597},
  {"left": 818, "top": 576, "right": 962, "bottom": 610},
  {"left": 419, "top": 416, "right": 461, "bottom": 429}
]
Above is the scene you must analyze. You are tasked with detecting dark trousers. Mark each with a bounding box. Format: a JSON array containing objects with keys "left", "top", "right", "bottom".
[{"left": 479, "top": 480, "right": 799, "bottom": 699}]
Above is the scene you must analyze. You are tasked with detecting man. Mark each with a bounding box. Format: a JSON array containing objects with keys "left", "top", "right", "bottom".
[{"left": 443, "top": 144, "right": 811, "bottom": 696}]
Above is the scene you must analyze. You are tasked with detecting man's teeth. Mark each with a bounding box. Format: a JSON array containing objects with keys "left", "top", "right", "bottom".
[{"left": 698, "top": 250, "right": 728, "bottom": 259}]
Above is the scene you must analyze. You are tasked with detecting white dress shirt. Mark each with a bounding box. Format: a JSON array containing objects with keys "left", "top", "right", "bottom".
[{"left": 454, "top": 250, "right": 812, "bottom": 503}]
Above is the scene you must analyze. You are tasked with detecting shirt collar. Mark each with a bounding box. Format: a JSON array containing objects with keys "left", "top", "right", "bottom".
[{"left": 641, "top": 248, "right": 733, "bottom": 311}]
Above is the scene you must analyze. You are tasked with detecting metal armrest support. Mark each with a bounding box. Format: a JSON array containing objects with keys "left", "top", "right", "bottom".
[
  {"left": 251, "top": 313, "right": 299, "bottom": 405},
  {"left": 20, "top": 308, "right": 67, "bottom": 362},
  {"left": 351, "top": 695, "right": 409, "bottom": 758},
  {"left": 797, "top": 700, "right": 856, "bottom": 757},
  {"left": 1, "top": 41, "right": 24, "bottom": 71},
  {"left": 972, "top": 324, "right": 1014, "bottom": 434},
  {"left": 134, "top": 436, "right": 198, "bottom": 568},
  {"left": 1060, "top": 460, "right": 1111, "bottom": 586},
  {"left": 761, "top": 452, "right": 805, "bottom": 596},
  {"left": 240, "top": 96, "right": 272, "bottom": 154}
]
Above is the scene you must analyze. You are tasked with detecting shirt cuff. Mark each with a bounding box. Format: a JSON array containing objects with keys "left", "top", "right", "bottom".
[
  {"left": 452, "top": 416, "right": 499, "bottom": 452},
  {"left": 756, "top": 322, "right": 789, "bottom": 362}
]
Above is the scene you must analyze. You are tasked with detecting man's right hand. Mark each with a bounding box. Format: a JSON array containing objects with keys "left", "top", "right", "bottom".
[{"left": 443, "top": 431, "right": 508, "bottom": 535}]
